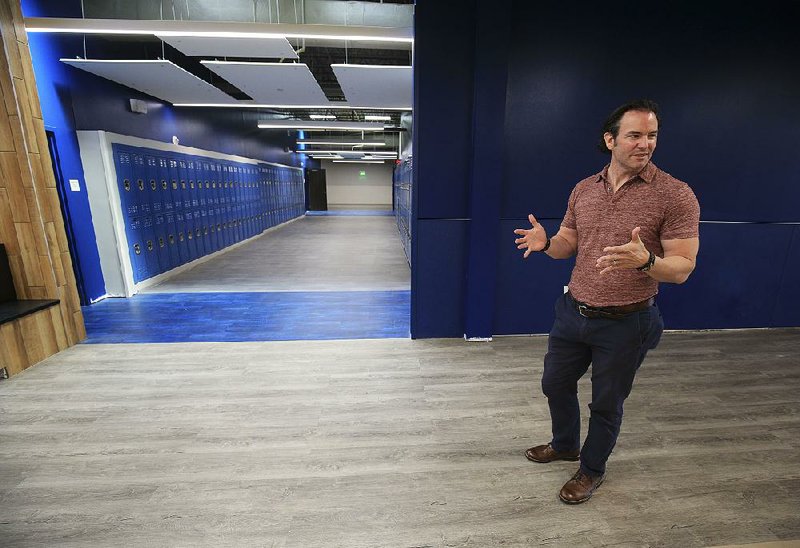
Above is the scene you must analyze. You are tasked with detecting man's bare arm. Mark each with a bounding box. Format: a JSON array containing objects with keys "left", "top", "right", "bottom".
[{"left": 514, "top": 215, "right": 577, "bottom": 259}]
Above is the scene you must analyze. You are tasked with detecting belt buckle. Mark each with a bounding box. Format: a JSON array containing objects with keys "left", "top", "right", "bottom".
[{"left": 577, "top": 303, "right": 590, "bottom": 318}]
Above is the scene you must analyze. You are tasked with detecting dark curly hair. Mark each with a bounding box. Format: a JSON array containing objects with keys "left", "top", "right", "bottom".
[{"left": 597, "top": 99, "right": 661, "bottom": 154}]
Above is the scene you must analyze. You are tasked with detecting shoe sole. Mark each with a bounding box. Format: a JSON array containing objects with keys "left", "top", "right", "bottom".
[
  {"left": 558, "top": 476, "right": 605, "bottom": 505},
  {"left": 524, "top": 452, "right": 580, "bottom": 463}
]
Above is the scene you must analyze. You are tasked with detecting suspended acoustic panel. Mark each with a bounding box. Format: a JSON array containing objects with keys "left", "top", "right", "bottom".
[
  {"left": 60, "top": 59, "right": 237, "bottom": 104},
  {"left": 157, "top": 35, "right": 299, "bottom": 59},
  {"left": 202, "top": 61, "right": 329, "bottom": 105},
  {"left": 331, "top": 64, "right": 412, "bottom": 108}
]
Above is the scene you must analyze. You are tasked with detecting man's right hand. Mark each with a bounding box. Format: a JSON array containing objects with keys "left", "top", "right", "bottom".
[{"left": 514, "top": 214, "right": 548, "bottom": 259}]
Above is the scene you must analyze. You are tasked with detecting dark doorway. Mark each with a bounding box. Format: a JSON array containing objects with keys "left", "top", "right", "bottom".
[
  {"left": 45, "top": 130, "right": 89, "bottom": 306},
  {"left": 305, "top": 168, "right": 328, "bottom": 211}
]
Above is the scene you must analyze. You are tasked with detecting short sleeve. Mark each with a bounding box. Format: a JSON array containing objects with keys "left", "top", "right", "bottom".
[
  {"left": 561, "top": 187, "right": 578, "bottom": 230},
  {"left": 661, "top": 183, "right": 700, "bottom": 240}
]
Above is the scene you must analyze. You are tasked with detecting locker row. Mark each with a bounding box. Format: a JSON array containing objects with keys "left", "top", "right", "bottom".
[
  {"left": 113, "top": 144, "right": 306, "bottom": 283},
  {"left": 393, "top": 159, "right": 412, "bottom": 266}
]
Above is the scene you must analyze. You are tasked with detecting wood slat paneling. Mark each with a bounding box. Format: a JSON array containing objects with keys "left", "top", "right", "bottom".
[{"left": 0, "top": 0, "right": 85, "bottom": 376}]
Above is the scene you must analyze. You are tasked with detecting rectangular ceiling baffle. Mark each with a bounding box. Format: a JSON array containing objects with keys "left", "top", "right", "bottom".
[
  {"left": 61, "top": 59, "right": 238, "bottom": 104},
  {"left": 157, "top": 35, "right": 299, "bottom": 59},
  {"left": 331, "top": 64, "right": 412, "bottom": 108},
  {"left": 202, "top": 61, "right": 330, "bottom": 105}
]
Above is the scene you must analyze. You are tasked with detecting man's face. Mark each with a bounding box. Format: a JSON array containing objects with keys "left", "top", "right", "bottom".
[{"left": 604, "top": 110, "right": 658, "bottom": 172}]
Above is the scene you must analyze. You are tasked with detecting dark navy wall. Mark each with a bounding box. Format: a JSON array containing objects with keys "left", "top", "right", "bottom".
[
  {"left": 412, "top": 0, "right": 800, "bottom": 338},
  {"left": 23, "top": 0, "right": 315, "bottom": 303}
]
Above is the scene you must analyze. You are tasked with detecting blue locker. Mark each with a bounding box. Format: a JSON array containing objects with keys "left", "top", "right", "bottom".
[
  {"left": 179, "top": 159, "right": 198, "bottom": 260},
  {"left": 231, "top": 164, "right": 241, "bottom": 243},
  {"left": 145, "top": 154, "right": 168, "bottom": 274},
  {"left": 212, "top": 162, "right": 224, "bottom": 250},
  {"left": 157, "top": 156, "right": 180, "bottom": 269},
  {"left": 267, "top": 167, "right": 276, "bottom": 228},
  {"left": 278, "top": 168, "right": 286, "bottom": 224},
  {"left": 154, "top": 212, "right": 169, "bottom": 273},
  {"left": 258, "top": 166, "right": 267, "bottom": 232},
  {"left": 221, "top": 164, "right": 232, "bottom": 247},
  {"left": 199, "top": 160, "right": 212, "bottom": 253},
  {"left": 114, "top": 147, "right": 146, "bottom": 282},
  {"left": 167, "top": 158, "right": 187, "bottom": 265},
  {"left": 203, "top": 161, "right": 218, "bottom": 252},
  {"left": 132, "top": 153, "right": 160, "bottom": 279},
  {"left": 197, "top": 158, "right": 210, "bottom": 257},
  {"left": 239, "top": 166, "right": 247, "bottom": 236},
  {"left": 245, "top": 167, "right": 254, "bottom": 238},
  {"left": 187, "top": 159, "right": 206, "bottom": 258}
]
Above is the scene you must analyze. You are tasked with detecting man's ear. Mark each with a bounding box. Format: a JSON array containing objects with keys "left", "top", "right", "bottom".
[{"left": 603, "top": 132, "right": 614, "bottom": 151}]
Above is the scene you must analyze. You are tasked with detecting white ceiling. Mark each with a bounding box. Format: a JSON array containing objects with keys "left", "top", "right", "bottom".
[
  {"left": 332, "top": 64, "right": 412, "bottom": 108},
  {"left": 60, "top": 59, "right": 239, "bottom": 104},
  {"left": 201, "top": 61, "right": 329, "bottom": 104},
  {"left": 157, "top": 35, "right": 299, "bottom": 59}
]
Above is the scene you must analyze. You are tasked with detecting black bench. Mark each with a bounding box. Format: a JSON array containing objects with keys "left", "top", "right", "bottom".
[{"left": 0, "top": 243, "right": 59, "bottom": 325}]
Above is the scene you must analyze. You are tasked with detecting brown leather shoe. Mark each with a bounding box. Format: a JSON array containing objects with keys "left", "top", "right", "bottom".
[
  {"left": 559, "top": 469, "right": 605, "bottom": 504},
  {"left": 524, "top": 444, "right": 580, "bottom": 463}
]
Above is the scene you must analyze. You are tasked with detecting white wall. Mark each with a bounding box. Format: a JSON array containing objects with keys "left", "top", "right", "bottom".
[{"left": 322, "top": 160, "right": 394, "bottom": 208}]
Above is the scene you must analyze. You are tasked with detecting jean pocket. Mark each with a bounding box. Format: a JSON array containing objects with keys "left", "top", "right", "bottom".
[{"left": 639, "top": 307, "right": 664, "bottom": 349}]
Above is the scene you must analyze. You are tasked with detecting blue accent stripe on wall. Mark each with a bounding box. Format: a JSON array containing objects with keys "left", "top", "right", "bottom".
[{"left": 81, "top": 291, "right": 410, "bottom": 343}]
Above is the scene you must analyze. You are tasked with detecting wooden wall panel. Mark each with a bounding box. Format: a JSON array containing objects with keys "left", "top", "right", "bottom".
[
  {"left": 0, "top": 320, "right": 27, "bottom": 376},
  {"left": 0, "top": 0, "right": 86, "bottom": 377}
]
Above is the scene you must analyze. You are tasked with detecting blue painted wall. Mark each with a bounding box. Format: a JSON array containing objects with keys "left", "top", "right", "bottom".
[
  {"left": 412, "top": 0, "right": 800, "bottom": 338},
  {"left": 23, "top": 0, "right": 315, "bottom": 302}
]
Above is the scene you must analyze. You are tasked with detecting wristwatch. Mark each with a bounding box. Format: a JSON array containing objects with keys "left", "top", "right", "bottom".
[{"left": 637, "top": 250, "right": 656, "bottom": 272}]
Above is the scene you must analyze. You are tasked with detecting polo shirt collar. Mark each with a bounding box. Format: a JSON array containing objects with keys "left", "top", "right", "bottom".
[{"left": 596, "top": 161, "right": 657, "bottom": 184}]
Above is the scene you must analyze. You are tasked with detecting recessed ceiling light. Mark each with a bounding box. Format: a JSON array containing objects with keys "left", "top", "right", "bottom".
[
  {"left": 309, "top": 115, "right": 337, "bottom": 120},
  {"left": 364, "top": 115, "right": 391, "bottom": 121}
]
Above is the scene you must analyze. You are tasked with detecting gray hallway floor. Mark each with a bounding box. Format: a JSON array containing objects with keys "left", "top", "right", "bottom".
[
  {"left": 1, "top": 329, "right": 798, "bottom": 547},
  {"left": 144, "top": 215, "right": 411, "bottom": 293}
]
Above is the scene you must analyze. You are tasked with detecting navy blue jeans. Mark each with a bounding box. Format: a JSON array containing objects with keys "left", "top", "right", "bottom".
[{"left": 542, "top": 292, "right": 664, "bottom": 477}]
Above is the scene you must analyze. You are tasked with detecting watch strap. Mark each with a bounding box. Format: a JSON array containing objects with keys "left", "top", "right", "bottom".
[{"left": 637, "top": 250, "right": 656, "bottom": 272}]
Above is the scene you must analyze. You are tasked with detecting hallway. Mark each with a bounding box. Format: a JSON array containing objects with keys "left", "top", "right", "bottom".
[{"left": 82, "top": 214, "right": 411, "bottom": 343}]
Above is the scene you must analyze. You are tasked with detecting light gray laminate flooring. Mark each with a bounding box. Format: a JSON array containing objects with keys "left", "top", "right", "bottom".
[
  {"left": 143, "top": 216, "right": 410, "bottom": 293},
  {"left": 1, "top": 329, "right": 798, "bottom": 547}
]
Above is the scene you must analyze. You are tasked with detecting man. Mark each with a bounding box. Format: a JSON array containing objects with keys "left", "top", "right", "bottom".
[{"left": 513, "top": 99, "right": 700, "bottom": 504}]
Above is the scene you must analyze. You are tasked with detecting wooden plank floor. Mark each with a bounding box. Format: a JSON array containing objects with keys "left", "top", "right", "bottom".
[{"left": 1, "top": 329, "right": 798, "bottom": 547}]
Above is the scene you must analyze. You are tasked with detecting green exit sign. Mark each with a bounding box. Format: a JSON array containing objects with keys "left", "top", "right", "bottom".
[{"left": 359, "top": 170, "right": 366, "bottom": 177}]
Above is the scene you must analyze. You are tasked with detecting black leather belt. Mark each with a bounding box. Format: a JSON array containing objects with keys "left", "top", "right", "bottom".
[{"left": 568, "top": 292, "right": 654, "bottom": 320}]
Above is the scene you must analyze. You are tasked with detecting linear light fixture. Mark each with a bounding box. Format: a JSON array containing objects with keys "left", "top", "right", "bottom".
[
  {"left": 364, "top": 115, "right": 391, "bottom": 121},
  {"left": 260, "top": 120, "right": 385, "bottom": 131},
  {"left": 331, "top": 160, "right": 386, "bottom": 164},
  {"left": 174, "top": 103, "right": 411, "bottom": 110},
  {"left": 24, "top": 17, "right": 414, "bottom": 43},
  {"left": 309, "top": 115, "right": 337, "bottom": 120},
  {"left": 296, "top": 140, "right": 386, "bottom": 146},
  {"left": 295, "top": 149, "right": 396, "bottom": 155}
]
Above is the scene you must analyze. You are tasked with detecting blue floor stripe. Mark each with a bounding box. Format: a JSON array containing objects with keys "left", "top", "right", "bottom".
[
  {"left": 82, "top": 291, "right": 410, "bottom": 344},
  {"left": 306, "top": 210, "right": 394, "bottom": 216}
]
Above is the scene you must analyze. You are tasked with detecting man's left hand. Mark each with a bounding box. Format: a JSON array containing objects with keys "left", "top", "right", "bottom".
[{"left": 596, "top": 227, "right": 650, "bottom": 274}]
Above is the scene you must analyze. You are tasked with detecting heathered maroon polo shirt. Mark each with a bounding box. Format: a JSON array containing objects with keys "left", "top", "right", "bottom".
[{"left": 561, "top": 161, "right": 700, "bottom": 307}]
